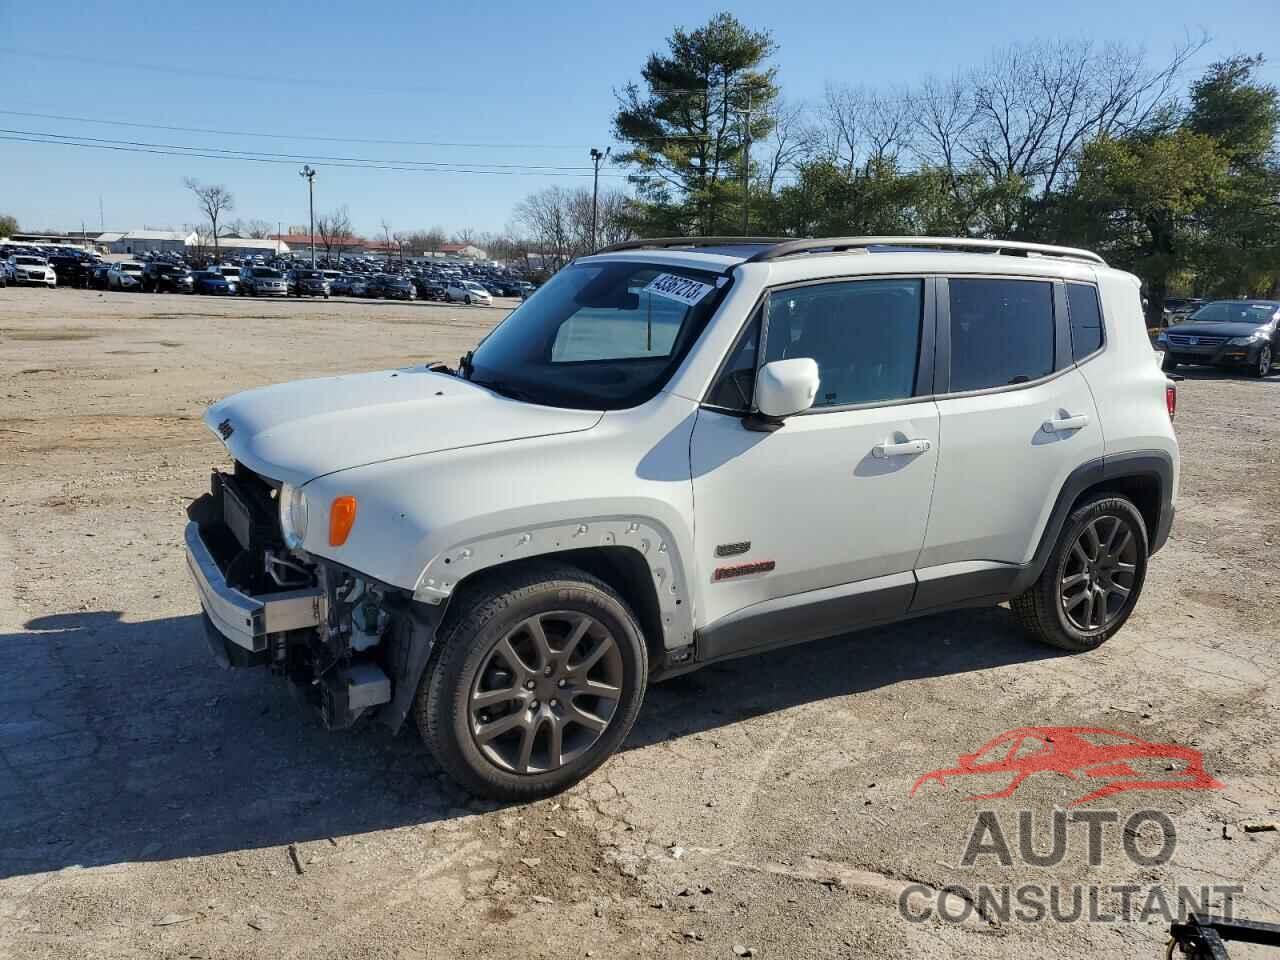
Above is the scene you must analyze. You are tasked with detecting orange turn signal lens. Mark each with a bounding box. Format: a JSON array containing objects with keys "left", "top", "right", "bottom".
[{"left": 329, "top": 496, "right": 358, "bottom": 546}]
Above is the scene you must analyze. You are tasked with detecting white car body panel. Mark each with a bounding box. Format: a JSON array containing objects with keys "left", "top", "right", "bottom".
[{"left": 205, "top": 368, "right": 601, "bottom": 488}]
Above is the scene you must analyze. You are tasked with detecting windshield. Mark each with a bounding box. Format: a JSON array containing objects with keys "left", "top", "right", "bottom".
[
  {"left": 466, "top": 260, "right": 726, "bottom": 409},
  {"left": 1188, "top": 302, "right": 1277, "bottom": 324},
  {"left": 121, "top": 264, "right": 143, "bottom": 273},
  {"left": 296, "top": 270, "right": 321, "bottom": 278},
  {"left": 15, "top": 256, "right": 45, "bottom": 265},
  {"left": 219, "top": 268, "right": 238, "bottom": 276},
  {"left": 252, "top": 268, "right": 282, "bottom": 278}
]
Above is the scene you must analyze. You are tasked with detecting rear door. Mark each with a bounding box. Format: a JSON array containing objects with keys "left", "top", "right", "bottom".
[
  {"left": 690, "top": 275, "right": 940, "bottom": 627},
  {"left": 914, "top": 276, "right": 1102, "bottom": 607}
]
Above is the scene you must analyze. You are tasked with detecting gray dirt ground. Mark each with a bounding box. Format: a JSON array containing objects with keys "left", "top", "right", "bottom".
[{"left": 0, "top": 288, "right": 1277, "bottom": 959}]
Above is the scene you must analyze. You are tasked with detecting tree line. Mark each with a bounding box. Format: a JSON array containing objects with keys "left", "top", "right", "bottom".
[{"left": 590, "top": 12, "right": 1280, "bottom": 312}]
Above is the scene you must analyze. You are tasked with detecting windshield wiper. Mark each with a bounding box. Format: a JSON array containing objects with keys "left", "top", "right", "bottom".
[{"left": 458, "top": 350, "right": 474, "bottom": 380}]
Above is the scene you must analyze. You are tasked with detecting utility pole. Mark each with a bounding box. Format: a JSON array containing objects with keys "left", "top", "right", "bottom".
[
  {"left": 277, "top": 221, "right": 281, "bottom": 256},
  {"left": 299, "top": 165, "right": 317, "bottom": 266},
  {"left": 589, "top": 147, "right": 610, "bottom": 252},
  {"left": 98, "top": 194, "right": 104, "bottom": 232},
  {"left": 740, "top": 89, "right": 751, "bottom": 236}
]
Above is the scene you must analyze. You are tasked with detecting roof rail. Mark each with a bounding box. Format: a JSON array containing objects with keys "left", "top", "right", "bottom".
[
  {"left": 595, "top": 236, "right": 787, "bottom": 255},
  {"left": 745, "top": 236, "right": 1106, "bottom": 266}
]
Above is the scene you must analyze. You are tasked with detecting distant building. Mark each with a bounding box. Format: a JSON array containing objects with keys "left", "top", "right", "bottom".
[
  {"left": 214, "top": 237, "right": 292, "bottom": 258},
  {"left": 108, "top": 230, "right": 197, "bottom": 255},
  {"left": 435, "top": 242, "right": 487, "bottom": 260},
  {"left": 273, "top": 233, "right": 363, "bottom": 258}
]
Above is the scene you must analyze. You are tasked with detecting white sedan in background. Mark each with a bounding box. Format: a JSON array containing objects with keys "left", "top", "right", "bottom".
[
  {"left": 108, "top": 262, "right": 145, "bottom": 290},
  {"left": 445, "top": 280, "right": 493, "bottom": 305}
]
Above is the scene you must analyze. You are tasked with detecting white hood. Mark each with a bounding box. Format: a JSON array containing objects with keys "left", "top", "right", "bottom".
[{"left": 204, "top": 367, "right": 602, "bottom": 486}]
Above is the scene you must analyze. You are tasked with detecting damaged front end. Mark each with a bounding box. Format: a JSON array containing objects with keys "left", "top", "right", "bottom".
[{"left": 184, "top": 463, "right": 441, "bottom": 732}]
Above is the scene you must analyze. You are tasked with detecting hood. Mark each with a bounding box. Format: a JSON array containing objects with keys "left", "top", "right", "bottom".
[
  {"left": 1166, "top": 320, "right": 1270, "bottom": 338},
  {"left": 204, "top": 368, "right": 602, "bottom": 486}
]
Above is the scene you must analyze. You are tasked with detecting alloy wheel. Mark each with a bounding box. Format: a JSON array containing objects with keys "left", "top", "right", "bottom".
[
  {"left": 468, "top": 611, "right": 623, "bottom": 774},
  {"left": 1060, "top": 515, "right": 1139, "bottom": 631},
  {"left": 1261, "top": 346, "right": 1272, "bottom": 377}
]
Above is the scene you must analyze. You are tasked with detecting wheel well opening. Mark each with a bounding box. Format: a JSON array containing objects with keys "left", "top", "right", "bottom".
[
  {"left": 1078, "top": 473, "right": 1162, "bottom": 540},
  {"left": 444, "top": 547, "right": 666, "bottom": 663}
]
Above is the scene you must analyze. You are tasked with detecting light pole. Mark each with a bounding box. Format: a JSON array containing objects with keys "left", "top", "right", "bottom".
[
  {"left": 589, "top": 147, "right": 610, "bottom": 252},
  {"left": 299, "top": 165, "right": 316, "bottom": 266}
]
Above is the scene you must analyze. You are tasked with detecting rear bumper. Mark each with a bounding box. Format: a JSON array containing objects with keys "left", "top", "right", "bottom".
[{"left": 183, "top": 521, "right": 326, "bottom": 655}]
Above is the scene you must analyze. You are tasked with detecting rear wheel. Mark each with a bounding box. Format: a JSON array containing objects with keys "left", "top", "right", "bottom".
[
  {"left": 1011, "top": 495, "right": 1149, "bottom": 652},
  {"left": 416, "top": 564, "right": 648, "bottom": 801}
]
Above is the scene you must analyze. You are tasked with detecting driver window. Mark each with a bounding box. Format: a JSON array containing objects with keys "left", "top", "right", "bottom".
[{"left": 762, "top": 278, "right": 923, "bottom": 408}]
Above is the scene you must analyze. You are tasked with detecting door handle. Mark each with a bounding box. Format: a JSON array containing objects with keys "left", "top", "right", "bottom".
[
  {"left": 1042, "top": 414, "right": 1090, "bottom": 433},
  {"left": 871, "top": 438, "right": 932, "bottom": 458}
]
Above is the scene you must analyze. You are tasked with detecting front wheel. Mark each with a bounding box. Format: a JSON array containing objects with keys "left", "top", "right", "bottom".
[
  {"left": 1250, "top": 345, "right": 1272, "bottom": 379},
  {"left": 416, "top": 564, "right": 648, "bottom": 801},
  {"left": 1011, "top": 495, "right": 1149, "bottom": 652}
]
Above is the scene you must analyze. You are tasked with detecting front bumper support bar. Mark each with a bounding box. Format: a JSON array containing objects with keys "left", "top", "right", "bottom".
[{"left": 183, "top": 522, "right": 326, "bottom": 653}]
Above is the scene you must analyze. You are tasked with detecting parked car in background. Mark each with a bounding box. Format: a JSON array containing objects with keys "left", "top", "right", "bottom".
[
  {"left": 108, "top": 262, "right": 144, "bottom": 290},
  {"left": 91, "top": 263, "right": 112, "bottom": 290},
  {"left": 445, "top": 279, "right": 492, "bottom": 305},
  {"left": 191, "top": 270, "right": 231, "bottom": 295},
  {"left": 141, "top": 262, "right": 195, "bottom": 294},
  {"left": 213, "top": 265, "right": 240, "bottom": 294},
  {"left": 287, "top": 268, "right": 331, "bottom": 298},
  {"left": 412, "top": 277, "right": 447, "bottom": 301},
  {"left": 347, "top": 275, "right": 371, "bottom": 297},
  {"left": 48, "top": 255, "right": 93, "bottom": 289},
  {"left": 239, "top": 265, "right": 287, "bottom": 297},
  {"left": 8, "top": 254, "right": 57, "bottom": 288},
  {"left": 1158, "top": 300, "right": 1280, "bottom": 378},
  {"left": 1162, "top": 298, "right": 1205, "bottom": 327},
  {"left": 370, "top": 274, "right": 415, "bottom": 300}
]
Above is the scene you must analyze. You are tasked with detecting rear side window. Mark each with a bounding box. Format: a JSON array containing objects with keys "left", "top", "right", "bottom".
[
  {"left": 1066, "top": 282, "right": 1104, "bottom": 360},
  {"left": 948, "top": 279, "right": 1054, "bottom": 391},
  {"left": 763, "top": 278, "right": 923, "bottom": 408}
]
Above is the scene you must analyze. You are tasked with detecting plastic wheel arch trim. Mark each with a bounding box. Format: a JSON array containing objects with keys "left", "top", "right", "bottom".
[{"left": 412, "top": 517, "right": 694, "bottom": 649}]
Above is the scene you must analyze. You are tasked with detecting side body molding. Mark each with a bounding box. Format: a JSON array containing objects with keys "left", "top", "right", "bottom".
[{"left": 413, "top": 516, "right": 696, "bottom": 649}]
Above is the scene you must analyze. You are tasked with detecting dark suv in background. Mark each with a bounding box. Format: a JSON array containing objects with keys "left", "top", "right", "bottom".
[
  {"left": 1159, "top": 300, "right": 1280, "bottom": 378},
  {"left": 142, "top": 262, "right": 195, "bottom": 293},
  {"left": 48, "top": 255, "right": 95, "bottom": 289},
  {"left": 287, "top": 268, "right": 331, "bottom": 298}
]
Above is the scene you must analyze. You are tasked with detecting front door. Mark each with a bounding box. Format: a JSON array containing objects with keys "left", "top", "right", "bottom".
[{"left": 690, "top": 276, "right": 940, "bottom": 628}]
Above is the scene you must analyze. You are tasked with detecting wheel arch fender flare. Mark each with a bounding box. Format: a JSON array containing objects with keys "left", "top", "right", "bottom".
[
  {"left": 1010, "top": 450, "right": 1174, "bottom": 597},
  {"left": 412, "top": 515, "right": 695, "bottom": 646}
]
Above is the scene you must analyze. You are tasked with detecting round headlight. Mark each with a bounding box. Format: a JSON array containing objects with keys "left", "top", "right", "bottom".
[{"left": 279, "top": 482, "right": 309, "bottom": 548}]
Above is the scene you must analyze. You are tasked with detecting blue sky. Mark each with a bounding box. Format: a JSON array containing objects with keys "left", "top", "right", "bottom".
[{"left": 0, "top": 0, "right": 1274, "bottom": 238}]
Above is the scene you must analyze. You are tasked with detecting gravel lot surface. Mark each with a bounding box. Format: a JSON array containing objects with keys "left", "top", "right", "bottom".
[{"left": 0, "top": 288, "right": 1277, "bottom": 959}]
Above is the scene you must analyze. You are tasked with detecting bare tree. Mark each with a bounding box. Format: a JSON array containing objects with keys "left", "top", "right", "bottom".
[
  {"left": 452, "top": 226, "right": 477, "bottom": 246},
  {"left": 759, "top": 99, "right": 813, "bottom": 193},
  {"left": 315, "top": 205, "right": 354, "bottom": 263},
  {"left": 963, "top": 36, "right": 1205, "bottom": 197},
  {"left": 184, "top": 178, "right": 234, "bottom": 259},
  {"left": 379, "top": 219, "right": 394, "bottom": 264}
]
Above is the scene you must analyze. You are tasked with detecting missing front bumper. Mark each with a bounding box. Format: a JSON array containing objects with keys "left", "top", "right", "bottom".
[{"left": 183, "top": 521, "right": 326, "bottom": 655}]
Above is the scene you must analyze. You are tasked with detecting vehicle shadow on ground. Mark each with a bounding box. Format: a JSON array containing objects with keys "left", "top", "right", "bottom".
[{"left": 0, "top": 605, "right": 1059, "bottom": 878}]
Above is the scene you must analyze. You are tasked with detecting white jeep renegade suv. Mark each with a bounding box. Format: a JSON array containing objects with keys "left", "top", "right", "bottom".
[{"left": 185, "top": 236, "right": 1178, "bottom": 800}]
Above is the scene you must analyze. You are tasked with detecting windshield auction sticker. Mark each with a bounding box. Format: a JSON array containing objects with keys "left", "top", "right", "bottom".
[{"left": 643, "top": 273, "right": 715, "bottom": 307}]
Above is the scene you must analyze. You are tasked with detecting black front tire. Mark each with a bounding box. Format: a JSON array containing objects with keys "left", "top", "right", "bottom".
[
  {"left": 1249, "top": 345, "right": 1272, "bottom": 379},
  {"left": 415, "top": 563, "right": 648, "bottom": 801},
  {"left": 1011, "top": 495, "right": 1149, "bottom": 652}
]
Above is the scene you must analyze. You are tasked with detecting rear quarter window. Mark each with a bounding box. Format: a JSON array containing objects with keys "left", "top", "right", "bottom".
[{"left": 1066, "top": 283, "right": 1104, "bottom": 360}]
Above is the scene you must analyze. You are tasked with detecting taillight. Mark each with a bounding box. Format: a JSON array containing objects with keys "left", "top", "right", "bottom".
[{"left": 1166, "top": 384, "right": 1177, "bottom": 421}]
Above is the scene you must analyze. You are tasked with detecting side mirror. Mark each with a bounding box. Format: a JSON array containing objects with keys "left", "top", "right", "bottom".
[{"left": 748, "top": 358, "right": 819, "bottom": 430}]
